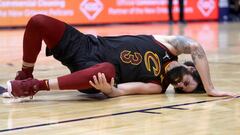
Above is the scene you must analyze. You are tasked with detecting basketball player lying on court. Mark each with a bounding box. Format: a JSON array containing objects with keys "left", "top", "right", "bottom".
[{"left": 3, "top": 14, "right": 237, "bottom": 98}]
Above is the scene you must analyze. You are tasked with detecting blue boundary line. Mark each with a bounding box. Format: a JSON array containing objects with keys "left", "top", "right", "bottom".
[{"left": 0, "top": 96, "right": 238, "bottom": 133}]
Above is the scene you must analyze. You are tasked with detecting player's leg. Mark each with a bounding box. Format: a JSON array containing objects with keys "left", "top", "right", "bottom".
[
  {"left": 168, "top": 0, "right": 173, "bottom": 23},
  {"left": 7, "top": 62, "right": 116, "bottom": 97},
  {"left": 179, "top": 0, "right": 185, "bottom": 22},
  {"left": 16, "top": 14, "right": 66, "bottom": 80}
]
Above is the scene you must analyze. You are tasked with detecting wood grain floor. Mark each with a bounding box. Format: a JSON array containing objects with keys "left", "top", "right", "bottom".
[{"left": 0, "top": 22, "right": 239, "bottom": 135}]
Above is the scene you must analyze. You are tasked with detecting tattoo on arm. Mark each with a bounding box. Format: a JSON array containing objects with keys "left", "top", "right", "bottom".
[
  {"left": 191, "top": 46, "right": 206, "bottom": 64},
  {"left": 168, "top": 36, "right": 206, "bottom": 62},
  {"left": 168, "top": 36, "right": 194, "bottom": 54}
]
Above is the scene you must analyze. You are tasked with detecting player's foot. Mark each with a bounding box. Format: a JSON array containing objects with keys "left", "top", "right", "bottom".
[
  {"left": 15, "top": 70, "right": 33, "bottom": 80},
  {"left": 0, "top": 85, "right": 7, "bottom": 94},
  {"left": 0, "top": 85, "right": 11, "bottom": 98},
  {"left": 7, "top": 78, "right": 41, "bottom": 98}
]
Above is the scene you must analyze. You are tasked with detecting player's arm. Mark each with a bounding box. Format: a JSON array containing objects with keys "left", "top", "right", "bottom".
[
  {"left": 167, "top": 36, "right": 236, "bottom": 97},
  {"left": 109, "top": 82, "right": 162, "bottom": 97},
  {"left": 89, "top": 73, "right": 162, "bottom": 97}
]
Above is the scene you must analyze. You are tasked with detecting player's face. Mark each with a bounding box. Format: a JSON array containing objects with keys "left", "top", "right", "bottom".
[{"left": 172, "top": 73, "right": 198, "bottom": 93}]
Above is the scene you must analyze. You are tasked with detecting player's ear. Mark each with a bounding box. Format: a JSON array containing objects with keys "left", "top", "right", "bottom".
[{"left": 186, "top": 66, "right": 196, "bottom": 73}]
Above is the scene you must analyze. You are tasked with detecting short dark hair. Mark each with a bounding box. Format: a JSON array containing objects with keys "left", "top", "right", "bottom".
[{"left": 166, "top": 61, "right": 205, "bottom": 94}]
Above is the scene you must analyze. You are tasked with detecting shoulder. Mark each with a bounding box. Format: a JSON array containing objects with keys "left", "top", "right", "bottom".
[
  {"left": 152, "top": 35, "right": 200, "bottom": 55},
  {"left": 152, "top": 35, "right": 178, "bottom": 55}
]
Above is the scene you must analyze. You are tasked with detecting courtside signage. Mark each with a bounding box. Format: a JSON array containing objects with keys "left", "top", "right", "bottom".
[
  {"left": 197, "top": 0, "right": 216, "bottom": 17},
  {"left": 0, "top": 0, "right": 218, "bottom": 27}
]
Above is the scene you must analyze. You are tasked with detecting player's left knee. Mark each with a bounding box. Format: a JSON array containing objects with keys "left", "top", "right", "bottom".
[
  {"left": 27, "top": 14, "right": 47, "bottom": 29},
  {"left": 97, "top": 62, "right": 116, "bottom": 80}
]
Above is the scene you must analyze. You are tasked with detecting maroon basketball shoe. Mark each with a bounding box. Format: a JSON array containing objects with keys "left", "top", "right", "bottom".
[
  {"left": 15, "top": 70, "right": 34, "bottom": 80},
  {"left": 7, "top": 78, "right": 41, "bottom": 98}
]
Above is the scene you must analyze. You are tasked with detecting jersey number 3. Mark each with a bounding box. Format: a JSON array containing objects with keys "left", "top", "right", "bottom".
[
  {"left": 120, "top": 50, "right": 142, "bottom": 65},
  {"left": 120, "top": 50, "right": 161, "bottom": 76}
]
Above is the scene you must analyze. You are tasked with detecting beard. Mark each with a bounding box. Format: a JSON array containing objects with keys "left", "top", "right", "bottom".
[{"left": 166, "top": 65, "right": 205, "bottom": 93}]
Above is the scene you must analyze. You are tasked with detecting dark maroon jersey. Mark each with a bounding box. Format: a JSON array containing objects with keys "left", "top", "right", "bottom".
[
  {"left": 47, "top": 24, "right": 177, "bottom": 93},
  {"left": 97, "top": 35, "right": 178, "bottom": 92}
]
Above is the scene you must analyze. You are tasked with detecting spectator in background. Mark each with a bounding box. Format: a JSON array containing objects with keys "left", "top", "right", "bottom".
[
  {"left": 168, "top": 0, "right": 186, "bottom": 24},
  {"left": 229, "top": 0, "right": 240, "bottom": 21}
]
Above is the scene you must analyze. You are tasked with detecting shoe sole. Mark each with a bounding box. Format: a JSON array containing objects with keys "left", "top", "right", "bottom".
[{"left": 6, "top": 81, "right": 14, "bottom": 98}]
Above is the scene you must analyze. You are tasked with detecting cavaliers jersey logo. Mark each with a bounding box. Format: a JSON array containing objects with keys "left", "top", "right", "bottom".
[
  {"left": 144, "top": 51, "right": 161, "bottom": 76},
  {"left": 120, "top": 50, "right": 161, "bottom": 77},
  {"left": 120, "top": 50, "right": 142, "bottom": 65}
]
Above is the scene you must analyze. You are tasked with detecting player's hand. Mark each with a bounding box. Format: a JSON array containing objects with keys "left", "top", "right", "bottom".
[
  {"left": 89, "top": 72, "right": 115, "bottom": 95},
  {"left": 207, "top": 89, "right": 239, "bottom": 97}
]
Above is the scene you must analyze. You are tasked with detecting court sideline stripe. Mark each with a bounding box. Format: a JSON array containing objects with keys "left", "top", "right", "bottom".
[{"left": 0, "top": 96, "right": 238, "bottom": 133}]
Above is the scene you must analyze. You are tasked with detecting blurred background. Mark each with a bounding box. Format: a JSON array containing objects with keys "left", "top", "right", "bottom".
[{"left": 0, "top": 0, "right": 239, "bottom": 28}]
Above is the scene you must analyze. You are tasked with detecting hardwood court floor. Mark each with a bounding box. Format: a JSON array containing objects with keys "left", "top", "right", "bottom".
[{"left": 0, "top": 22, "right": 239, "bottom": 135}]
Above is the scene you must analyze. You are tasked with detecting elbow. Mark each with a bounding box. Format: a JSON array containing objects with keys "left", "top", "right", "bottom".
[
  {"left": 190, "top": 43, "right": 206, "bottom": 60},
  {"left": 190, "top": 42, "right": 201, "bottom": 51},
  {"left": 190, "top": 43, "right": 204, "bottom": 54}
]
